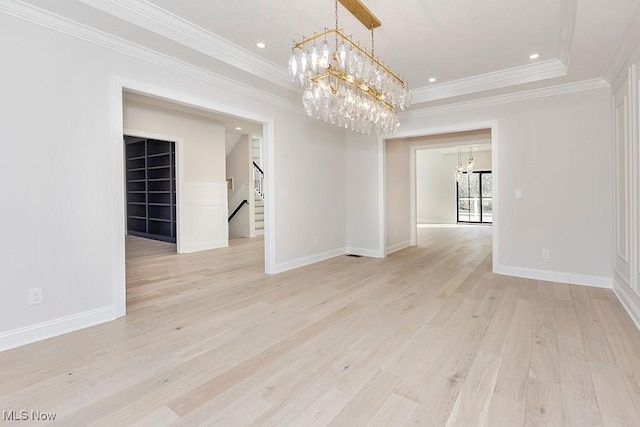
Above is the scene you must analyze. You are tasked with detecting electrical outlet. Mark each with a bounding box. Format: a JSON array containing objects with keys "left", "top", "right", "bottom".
[
  {"left": 29, "top": 287, "right": 43, "bottom": 305},
  {"left": 541, "top": 249, "right": 550, "bottom": 259}
]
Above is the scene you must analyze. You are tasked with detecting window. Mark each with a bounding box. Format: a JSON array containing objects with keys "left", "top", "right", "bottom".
[{"left": 457, "top": 171, "right": 492, "bottom": 223}]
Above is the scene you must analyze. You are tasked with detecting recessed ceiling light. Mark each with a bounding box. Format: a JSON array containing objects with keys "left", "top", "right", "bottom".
[
  {"left": 428, "top": 77, "right": 437, "bottom": 83},
  {"left": 235, "top": 127, "right": 242, "bottom": 131},
  {"left": 529, "top": 53, "right": 540, "bottom": 60},
  {"left": 256, "top": 42, "right": 266, "bottom": 49}
]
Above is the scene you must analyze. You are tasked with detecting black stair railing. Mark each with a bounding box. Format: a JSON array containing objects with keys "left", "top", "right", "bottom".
[
  {"left": 228, "top": 199, "right": 248, "bottom": 222},
  {"left": 253, "top": 162, "right": 264, "bottom": 199}
]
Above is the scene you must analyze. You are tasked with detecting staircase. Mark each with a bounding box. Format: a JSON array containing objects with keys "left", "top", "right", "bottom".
[
  {"left": 252, "top": 161, "right": 264, "bottom": 236},
  {"left": 254, "top": 191, "right": 264, "bottom": 235}
]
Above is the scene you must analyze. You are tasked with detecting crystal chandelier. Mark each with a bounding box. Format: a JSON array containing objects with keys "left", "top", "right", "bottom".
[
  {"left": 456, "top": 147, "right": 465, "bottom": 182},
  {"left": 287, "top": 0, "right": 411, "bottom": 136}
]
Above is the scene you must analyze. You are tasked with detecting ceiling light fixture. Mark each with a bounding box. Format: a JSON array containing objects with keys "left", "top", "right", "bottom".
[
  {"left": 287, "top": 0, "right": 411, "bottom": 136},
  {"left": 467, "top": 146, "right": 474, "bottom": 174},
  {"left": 428, "top": 77, "right": 437, "bottom": 83},
  {"left": 235, "top": 127, "right": 242, "bottom": 131},
  {"left": 456, "top": 147, "right": 464, "bottom": 182},
  {"left": 529, "top": 53, "right": 539, "bottom": 59},
  {"left": 256, "top": 42, "right": 266, "bottom": 49}
]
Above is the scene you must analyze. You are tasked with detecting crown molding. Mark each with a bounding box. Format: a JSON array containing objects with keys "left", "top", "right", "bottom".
[
  {"left": 411, "top": 59, "right": 567, "bottom": 104},
  {"left": 80, "top": 0, "right": 293, "bottom": 90},
  {"left": 0, "top": 0, "right": 302, "bottom": 114},
  {"left": 558, "top": 0, "right": 577, "bottom": 66},
  {"left": 401, "top": 78, "right": 609, "bottom": 119},
  {"left": 605, "top": 1, "right": 640, "bottom": 84}
]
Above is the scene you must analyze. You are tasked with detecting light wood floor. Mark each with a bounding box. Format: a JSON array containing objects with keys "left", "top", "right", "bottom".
[{"left": 2, "top": 226, "right": 640, "bottom": 426}]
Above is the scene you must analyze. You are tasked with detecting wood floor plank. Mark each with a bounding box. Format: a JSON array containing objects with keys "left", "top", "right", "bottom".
[
  {"left": 557, "top": 334, "right": 604, "bottom": 427},
  {"left": 1, "top": 227, "right": 639, "bottom": 426}
]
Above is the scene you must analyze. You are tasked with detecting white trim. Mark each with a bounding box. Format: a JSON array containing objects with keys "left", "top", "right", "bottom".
[
  {"left": 411, "top": 59, "right": 567, "bottom": 104},
  {"left": 346, "top": 247, "right": 384, "bottom": 258},
  {"left": 180, "top": 240, "right": 229, "bottom": 253},
  {"left": 123, "top": 128, "right": 185, "bottom": 254},
  {"left": 263, "top": 119, "right": 276, "bottom": 274},
  {"left": 558, "top": 0, "right": 578, "bottom": 66},
  {"left": 378, "top": 137, "right": 386, "bottom": 258},
  {"left": 409, "top": 145, "right": 417, "bottom": 247},
  {"left": 494, "top": 265, "right": 613, "bottom": 289},
  {"left": 606, "top": 2, "right": 640, "bottom": 84},
  {"left": 79, "top": 0, "right": 292, "bottom": 90},
  {"left": 0, "top": 0, "right": 301, "bottom": 113},
  {"left": 0, "top": 306, "right": 116, "bottom": 353},
  {"left": 403, "top": 79, "right": 610, "bottom": 118},
  {"left": 273, "top": 248, "right": 347, "bottom": 274},
  {"left": 386, "top": 241, "right": 411, "bottom": 255},
  {"left": 613, "top": 276, "right": 640, "bottom": 331}
]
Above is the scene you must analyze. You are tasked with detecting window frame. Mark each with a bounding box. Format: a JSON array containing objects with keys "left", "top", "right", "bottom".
[{"left": 456, "top": 170, "right": 492, "bottom": 224}]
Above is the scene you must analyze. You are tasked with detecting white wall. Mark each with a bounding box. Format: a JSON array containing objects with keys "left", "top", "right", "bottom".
[
  {"left": 0, "top": 12, "right": 347, "bottom": 350},
  {"left": 227, "top": 134, "right": 250, "bottom": 238},
  {"left": 385, "top": 139, "right": 412, "bottom": 252},
  {"left": 416, "top": 149, "right": 492, "bottom": 224},
  {"left": 345, "top": 132, "right": 383, "bottom": 257},
  {"left": 226, "top": 134, "right": 250, "bottom": 202},
  {"left": 123, "top": 98, "right": 229, "bottom": 253},
  {"left": 347, "top": 87, "right": 613, "bottom": 287}
]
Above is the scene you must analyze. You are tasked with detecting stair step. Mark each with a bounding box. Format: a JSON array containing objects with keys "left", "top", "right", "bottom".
[
  {"left": 255, "top": 206, "right": 264, "bottom": 214},
  {"left": 255, "top": 213, "right": 264, "bottom": 221},
  {"left": 255, "top": 220, "right": 264, "bottom": 230}
]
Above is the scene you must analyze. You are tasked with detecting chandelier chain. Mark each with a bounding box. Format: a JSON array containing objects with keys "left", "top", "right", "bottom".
[{"left": 371, "top": 25, "right": 374, "bottom": 58}]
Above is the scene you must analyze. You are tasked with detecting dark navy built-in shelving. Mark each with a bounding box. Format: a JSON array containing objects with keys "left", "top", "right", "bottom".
[{"left": 124, "top": 136, "right": 176, "bottom": 243}]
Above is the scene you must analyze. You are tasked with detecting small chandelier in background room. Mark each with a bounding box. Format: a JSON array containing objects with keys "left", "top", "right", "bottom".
[
  {"left": 467, "top": 146, "right": 474, "bottom": 174},
  {"left": 287, "top": 0, "right": 411, "bottom": 136},
  {"left": 456, "top": 147, "right": 465, "bottom": 182},
  {"left": 455, "top": 146, "right": 476, "bottom": 182}
]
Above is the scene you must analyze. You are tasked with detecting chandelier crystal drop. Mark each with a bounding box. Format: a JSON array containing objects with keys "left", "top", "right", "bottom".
[{"left": 287, "top": 0, "right": 411, "bottom": 136}]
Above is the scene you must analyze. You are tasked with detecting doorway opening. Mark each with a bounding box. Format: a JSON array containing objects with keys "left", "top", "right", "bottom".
[
  {"left": 114, "top": 82, "right": 275, "bottom": 318},
  {"left": 383, "top": 123, "right": 498, "bottom": 270}
]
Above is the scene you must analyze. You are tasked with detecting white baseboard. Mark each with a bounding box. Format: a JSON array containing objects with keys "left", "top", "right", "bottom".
[
  {"left": 274, "top": 247, "right": 347, "bottom": 274},
  {"left": 346, "top": 247, "right": 384, "bottom": 258},
  {"left": 613, "top": 276, "right": 640, "bottom": 332},
  {"left": 386, "top": 240, "right": 412, "bottom": 255},
  {"left": 179, "top": 240, "right": 228, "bottom": 254},
  {"left": 0, "top": 305, "right": 117, "bottom": 353},
  {"left": 494, "top": 265, "right": 613, "bottom": 289}
]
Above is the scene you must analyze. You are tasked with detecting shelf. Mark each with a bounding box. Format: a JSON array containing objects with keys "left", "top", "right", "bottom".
[
  {"left": 148, "top": 191, "right": 170, "bottom": 194},
  {"left": 149, "top": 217, "right": 171, "bottom": 223},
  {"left": 128, "top": 191, "right": 146, "bottom": 194},
  {"left": 149, "top": 203, "right": 171, "bottom": 206},
  {"left": 147, "top": 153, "right": 170, "bottom": 158},
  {"left": 128, "top": 179, "right": 145, "bottom": 183},
  {"left": 127, "top": 155, "right": 145, "bottom": 161},
  {"left": 148, "top": 178, "right": 170, "bottom": 182},
  {"left": 128, "top": 202, "right": 146, "bottom": 205},
  {"left": 128, "top": 215, "right": 146, "bottom": 220},
  {"left": 148, "top": 165, "right": 170, "bottom": 170},
  {"left": 127, "top": 167, "right": 146, "bottom": 172}
]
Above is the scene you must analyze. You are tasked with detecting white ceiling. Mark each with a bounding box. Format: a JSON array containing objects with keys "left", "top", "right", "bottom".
[{"left": 14, "top": 0, "right": 640, "bottom": 108}]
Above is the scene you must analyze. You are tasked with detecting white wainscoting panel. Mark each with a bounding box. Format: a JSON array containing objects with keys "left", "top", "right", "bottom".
[{"left": 180, "top": 181, "right": 228, "bottom": 253}]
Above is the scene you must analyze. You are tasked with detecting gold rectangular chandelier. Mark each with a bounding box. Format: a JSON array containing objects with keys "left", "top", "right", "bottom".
[{"left": 287, "top": 0, "right": 411, "bottom": 136}]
